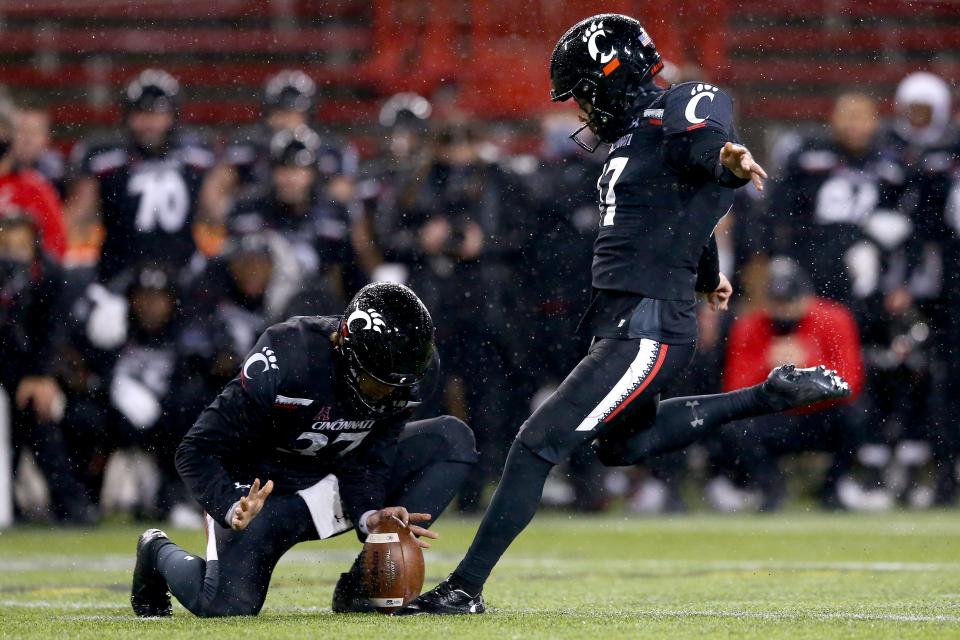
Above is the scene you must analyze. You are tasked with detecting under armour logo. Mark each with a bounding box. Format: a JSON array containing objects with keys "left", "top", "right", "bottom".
[{"left": 687, "top": 400, "right": 704, "bottom": 427}]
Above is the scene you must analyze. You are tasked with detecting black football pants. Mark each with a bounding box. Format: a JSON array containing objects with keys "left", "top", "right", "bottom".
[
  {"left": 452, "top": 337, "right": 773, "bottom": 591},
  {"left": 155, "top": 416, "right": 477, "bottom": 617}
]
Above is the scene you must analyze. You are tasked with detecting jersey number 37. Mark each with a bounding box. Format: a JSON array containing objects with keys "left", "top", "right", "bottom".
[{"left": 597, "top": 157, "right": 629, "bottom": 227}]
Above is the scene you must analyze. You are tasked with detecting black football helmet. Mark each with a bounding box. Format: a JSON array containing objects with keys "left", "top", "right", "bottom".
[
  {"left": 269, "top": 125, "right": 321, "bottom": 168},
  {"left": 550, "top": 14, "right": 663, "bottom": 151},
  {"left": 337, "top": 282, "right": 435, "bottom": 416},
  {"left": 263, "top": 70, "right": 317, "bottom": 115},
  {"left": 123, "top": 69, "right": 181, "bottom": 114}
]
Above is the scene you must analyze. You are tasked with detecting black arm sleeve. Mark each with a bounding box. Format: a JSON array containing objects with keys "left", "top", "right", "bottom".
[
  {"left": 174, "top": 328, "right": 281, "bottom": 525},
  {"left": 663, "top": 128, "right": 750, "bottom": 189},
  {"left": 694, "top": 234, "right": 721, "bottom": 293},
  {"left": 175, "top": 381, "right": 264, "bottom": 525},
  {"left": 661, "top": 84, "right": 750, "bottom": 189}
]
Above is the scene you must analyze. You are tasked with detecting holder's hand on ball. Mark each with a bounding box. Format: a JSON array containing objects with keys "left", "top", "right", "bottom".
[
  {"left": 231, "top": 478, "right": 274, "bottom": 531},
  {"left": 368, "top": 506, "right": 439, "bottom": 549}
]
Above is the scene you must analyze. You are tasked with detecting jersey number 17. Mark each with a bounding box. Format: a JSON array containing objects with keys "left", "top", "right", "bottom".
[{"left": 597, "top": 157, "right": 629, "bottom": 227}]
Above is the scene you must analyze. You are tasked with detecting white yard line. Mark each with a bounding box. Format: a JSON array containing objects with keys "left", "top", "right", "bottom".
[
  {"left": 3, "top": 553, "right": 960, "bottom": 573},
  {"left": 0, "top": 600, "right": 127, "bottom": 609},
  {"left": 648, "top": 609, "right": 960, "bottom": 623},
  {"left": 493, "top": 607, "right": 960, "bottom": 623},
  {"left": 6, "top": 600, "right": 960, "bottom": 624}
]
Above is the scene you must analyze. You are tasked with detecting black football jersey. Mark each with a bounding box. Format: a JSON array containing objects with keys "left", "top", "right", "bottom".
[
  {"left": 224, "top": 125, "right": 359, "bottom": 193},
  {"left": 175, "top": 315, "right": 415, "bottom": 525},
  {"left": 223, "top": 125, "right": 272, "bottom": 192},
  {"left": 591, "top": 82, "right": 744, "bottom": 301},
  {"left": 229, "top": 191, "right": 353, "bottom": 277},
  {"left": 72, "top": 132, "right": 213, "bottom": 281},
  {"left": 765, "top": 138, "right": 907, "bottom": 302},
  {"left": 912, "top": 145, "right": 960, "bottom": 307}
]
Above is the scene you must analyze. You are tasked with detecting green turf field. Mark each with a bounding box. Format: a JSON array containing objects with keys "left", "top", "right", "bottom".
[{"left": 1, "top": 511, "right": 959, "bottom": 639}]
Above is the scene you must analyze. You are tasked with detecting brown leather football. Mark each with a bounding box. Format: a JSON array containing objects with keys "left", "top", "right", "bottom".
[{"left": 360, "top": 516, "right": 425, "bottom": 613}]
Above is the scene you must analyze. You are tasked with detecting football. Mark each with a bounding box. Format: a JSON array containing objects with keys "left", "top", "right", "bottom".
[{"left": 359, "top": 516, "right": 425, "bottom": 613}]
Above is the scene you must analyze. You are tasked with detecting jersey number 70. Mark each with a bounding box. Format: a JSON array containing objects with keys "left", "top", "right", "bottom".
[{"left": 597, "top": 157, "right": 629, "bottom": 227}]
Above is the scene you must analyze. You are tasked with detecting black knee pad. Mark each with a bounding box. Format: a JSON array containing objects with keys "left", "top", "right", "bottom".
[{"left": 435, "top": 415, "right": 479, "bottom": 464}]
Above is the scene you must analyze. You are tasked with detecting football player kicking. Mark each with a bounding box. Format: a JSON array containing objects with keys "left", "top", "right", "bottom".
[
  {"left": 131, "top": 282, "right": 478, "bottom": 617},
  {"left": 399, "top": 14, "right": 850, "bottom": 615}
]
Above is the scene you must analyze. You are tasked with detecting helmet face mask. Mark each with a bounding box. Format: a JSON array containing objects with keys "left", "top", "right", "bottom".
[
  {"left": 549, "top": 14, "right": 663, "bottom": 152},
  {"left": 559, "top": 78, "right": 622, "bottom": 152},
  {"left": 339, "top": 346, "right": 416, "bottom": 416}
]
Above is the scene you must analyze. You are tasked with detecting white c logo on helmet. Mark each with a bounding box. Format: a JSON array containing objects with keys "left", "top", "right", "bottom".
[
  {"left": 347, "top": 308, "right": 387, "bottom": 334},
  {"left": 347, "top": 309, "right": 372, "bottom": 331},
  {"left": 583, "top": 21, "right": 616, "bottom": 65}
]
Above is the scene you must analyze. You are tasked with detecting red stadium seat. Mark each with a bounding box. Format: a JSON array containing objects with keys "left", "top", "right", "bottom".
[
  {"left": 3, "top": 0, "right": 959, "bottom": 138},
  {"left": 0, "top": 26, "right": 369, "bottom": 54}
]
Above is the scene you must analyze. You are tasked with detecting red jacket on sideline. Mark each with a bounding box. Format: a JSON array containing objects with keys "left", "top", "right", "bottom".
[
  {"left": 723, "top": 298, "right": 864, "bottom": 402},
  {"left": 0, "top": 168, "right": 67, "bottom": 260}
]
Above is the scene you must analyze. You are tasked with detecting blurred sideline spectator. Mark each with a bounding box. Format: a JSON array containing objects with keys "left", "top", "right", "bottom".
[
  {"left": 764, "top": 92, "right": 905, "bottom": 305},
  {"left": 7, "top": 59, "right": 960, "bottom": 524},
  {"left": 883, "top": 72, "right": 957, "bottom": 166},
  {"left": 0, "top": 107, "right": 67, "bottom": 261},
  {"left": 64, "top": 69, "right": 214, "bottom": 283},
  {"left": 1, "top": 206, "right": 94, "bottom": 524},
  {"left": 229, "top": 125, "right": 360, "bottom": 314},
  {"left": 711, "top": 257, "right": 869, "bottom": 511},
  {"left": 354, "top": 92, "right": 435, "bottom": 277},
  {"left": 373, "top": 116, "right": 525, "bottom": 511},
  {"left": 65, "top": 264, "right": 206, "bottom": 523},
  {"left": 11, "top": 104, "right": 66, "bottom": 198},
  {"left": 909, "top": 120, "right": 960, "bottom": 505}
]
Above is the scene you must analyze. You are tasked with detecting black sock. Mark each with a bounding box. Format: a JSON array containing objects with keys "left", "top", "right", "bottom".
[
  {"left": 156, "top": 539, "right": 209, "bottom": 615},
  {"left": 596, "top": 384, "right": 772, "bottom": 465},
  {"left": 451, "top": 439, "right": 554, "bottom": 594}
]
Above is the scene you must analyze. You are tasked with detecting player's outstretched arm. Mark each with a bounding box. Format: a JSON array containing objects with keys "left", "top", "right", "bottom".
[
  {"left": 366, "top": 506, "right": 439, "bottom": 549},
  {"left": 230, "top": 478, "right": 274, "bottom": 531},
  {"left": 720, "top": 142, "right": 768, "bottom": 191}
]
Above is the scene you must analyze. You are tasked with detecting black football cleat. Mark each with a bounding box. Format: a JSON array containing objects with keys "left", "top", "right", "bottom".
[
  {"left": 394, "top": 578, "right": 486, "bottom": 616},
  {"left": 331, "top": 571, "right": 375, "bottom": 613},
  {"left": 131, "top": 528, "right": 172, "bottom": 617},
  {"left": 762, "top": 364, "right": 850, "bottom": 412}
]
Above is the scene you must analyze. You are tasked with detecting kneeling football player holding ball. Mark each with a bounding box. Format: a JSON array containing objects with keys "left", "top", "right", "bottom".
[{"left": 131, "top": 282, "right": 478, "bottom": 617}]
